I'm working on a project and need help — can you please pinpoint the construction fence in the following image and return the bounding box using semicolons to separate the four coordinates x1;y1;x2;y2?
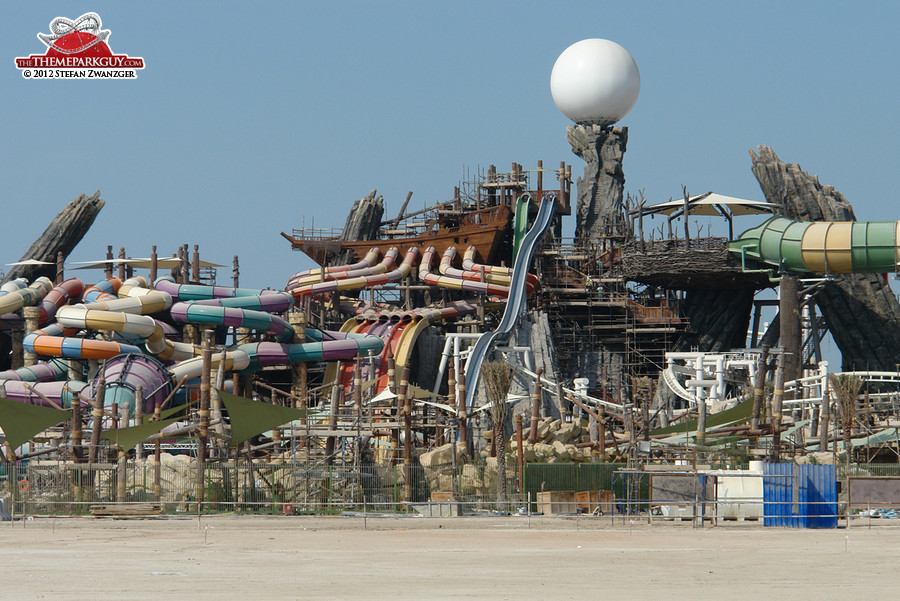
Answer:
1;460;899;527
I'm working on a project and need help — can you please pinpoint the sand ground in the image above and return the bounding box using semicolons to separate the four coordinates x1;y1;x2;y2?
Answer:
0;514;897;600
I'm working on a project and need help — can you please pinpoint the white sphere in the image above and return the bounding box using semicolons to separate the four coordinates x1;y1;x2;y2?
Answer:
550;39;641;125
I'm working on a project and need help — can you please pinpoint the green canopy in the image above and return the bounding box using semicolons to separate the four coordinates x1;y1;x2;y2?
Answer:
217;389;308;447
650;398;754;437
100;416;183;452
0;396;71;450
97;403;191;453
157;403;191;420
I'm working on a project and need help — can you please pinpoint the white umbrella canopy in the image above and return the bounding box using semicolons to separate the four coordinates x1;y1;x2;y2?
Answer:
4;259;53;266
643;192;778;218
69;257;226;270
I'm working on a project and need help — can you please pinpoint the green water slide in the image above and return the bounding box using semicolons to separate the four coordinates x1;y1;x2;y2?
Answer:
729;216;900;274
512;193;531;263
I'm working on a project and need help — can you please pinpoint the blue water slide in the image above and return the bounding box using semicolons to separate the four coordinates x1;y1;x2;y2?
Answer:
464;192;556;409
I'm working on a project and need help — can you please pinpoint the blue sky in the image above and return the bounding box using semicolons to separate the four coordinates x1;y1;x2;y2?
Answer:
2;1;897;296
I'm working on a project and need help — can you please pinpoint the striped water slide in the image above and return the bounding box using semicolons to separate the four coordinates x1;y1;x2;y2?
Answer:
292;247;419;297
287;248;396;292
286;247;381;288
0;277;52;315
157;275;294;343
169;329;386;382
462;245;540;290
418;247;510;296
729;216;900;274
0;357;70;382
438;246;536;293
37;278;85;325
24;276;178;361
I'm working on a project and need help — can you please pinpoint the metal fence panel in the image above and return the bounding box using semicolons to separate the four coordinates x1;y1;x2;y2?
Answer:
763;463;836;528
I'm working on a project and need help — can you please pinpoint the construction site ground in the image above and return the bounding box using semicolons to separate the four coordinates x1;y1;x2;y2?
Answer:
2;515;898;600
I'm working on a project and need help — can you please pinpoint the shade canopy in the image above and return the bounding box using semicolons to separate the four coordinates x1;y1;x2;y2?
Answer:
4;259;53;267
218;389;308;447
70;257;226;270
0;396;71;451
643;192;777;218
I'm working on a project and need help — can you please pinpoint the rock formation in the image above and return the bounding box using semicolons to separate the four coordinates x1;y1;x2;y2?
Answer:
330;190;384;267
567;125;628;245
2;191;104;284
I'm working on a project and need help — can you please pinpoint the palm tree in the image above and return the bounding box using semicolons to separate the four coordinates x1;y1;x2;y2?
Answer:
828;374;863;464
482;361;514;502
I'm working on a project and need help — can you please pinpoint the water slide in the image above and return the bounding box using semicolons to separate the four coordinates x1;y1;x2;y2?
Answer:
324;301;478;395
464;193;556;410
10;273;386;413
291;248;418;297
462;245;540;291
512;193;531;263
437;247;535;292
287;248;381;284
287;248;397;292
728;216;900;274
418;247;511;296
0;277;52;315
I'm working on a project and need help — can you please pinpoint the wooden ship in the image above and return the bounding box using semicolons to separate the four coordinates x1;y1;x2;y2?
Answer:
281;161;571;265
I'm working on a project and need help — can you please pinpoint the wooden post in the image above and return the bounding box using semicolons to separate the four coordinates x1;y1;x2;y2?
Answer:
211;351;228;460
751;346;770;434
118;246;126;280
400;365;412;501
528;368;543;444
105;245;113;279
150;245;158;283
196;329;212;507
192;245;200;283
515;414;524;494
770;355;785;462
153;399;162;501
401;365;412;464
71;396;83;463
89;374;105;463
181;244;189;285
696;395;707;447
598;405;607;462
22;306;41;367
289;312;308;450
780;275;802;390
10;321;23;370
134;387;144;461
324;385;340;465
387;350;398;458
232;255;239;288
56;251;64;285
116;402;129;503
457;364;469;455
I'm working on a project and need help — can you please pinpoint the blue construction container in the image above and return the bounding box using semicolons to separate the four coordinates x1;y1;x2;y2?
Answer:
763;463;837;528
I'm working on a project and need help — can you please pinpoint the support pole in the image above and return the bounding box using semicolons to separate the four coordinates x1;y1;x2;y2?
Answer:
457;364;469;455
196;329;212;506
89;374;105;463
528;368;543;444
515;414;524;494
770;355;785;462
22;307;41;367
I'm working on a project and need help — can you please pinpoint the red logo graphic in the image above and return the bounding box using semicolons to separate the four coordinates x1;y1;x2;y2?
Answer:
15;12;145;79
